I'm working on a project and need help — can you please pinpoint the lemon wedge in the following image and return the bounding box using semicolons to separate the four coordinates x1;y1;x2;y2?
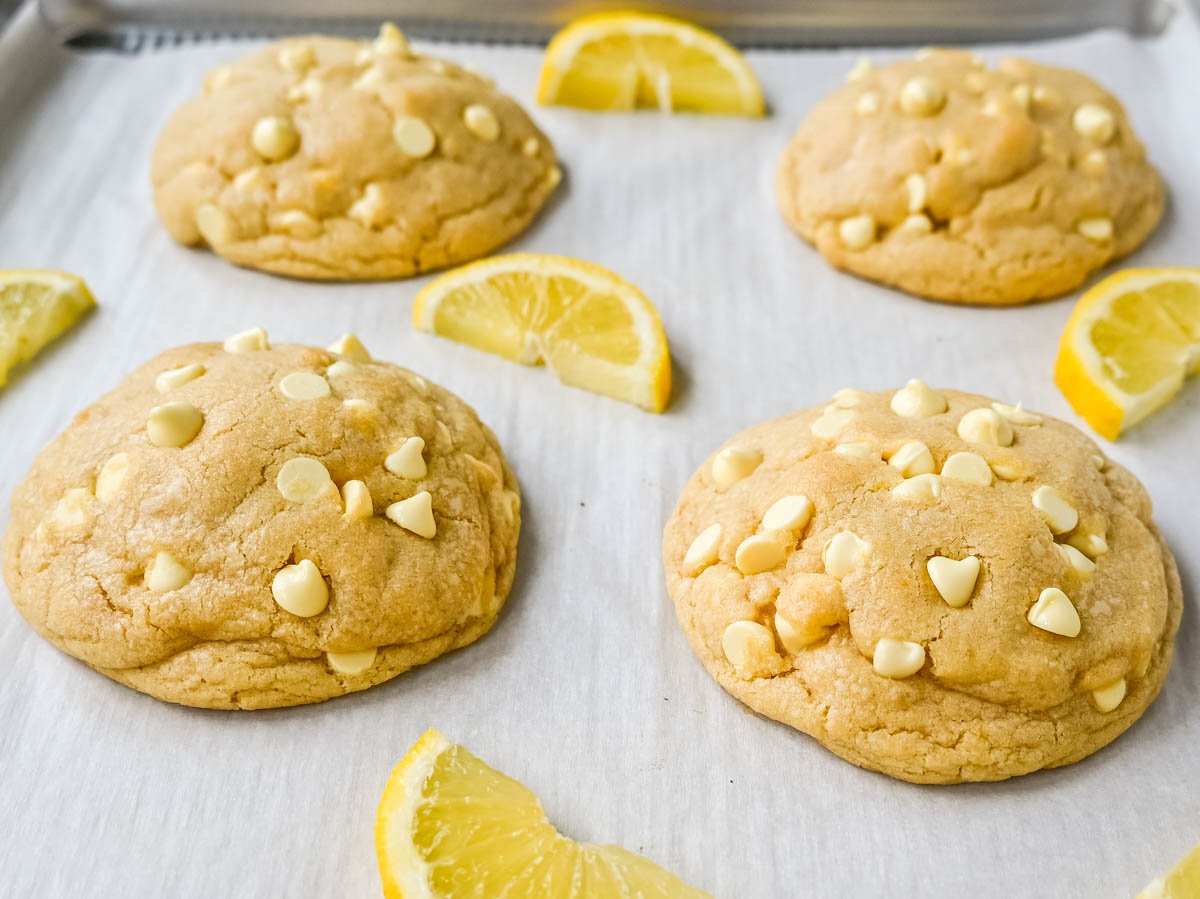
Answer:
376;729;709;898
1137;842;1200;898
1054;268;1200;439
0;269;95;388
536;12;764;116
413;253;671;412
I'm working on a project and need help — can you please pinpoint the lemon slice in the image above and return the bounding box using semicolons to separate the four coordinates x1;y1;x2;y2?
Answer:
0;269;95;388
1054;268;1200;439
1138;842;1200;899
413;253;671;412
376;729;709;898
536;12;764;116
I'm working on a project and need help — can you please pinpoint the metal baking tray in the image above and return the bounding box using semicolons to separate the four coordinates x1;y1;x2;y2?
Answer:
37;0;1176;48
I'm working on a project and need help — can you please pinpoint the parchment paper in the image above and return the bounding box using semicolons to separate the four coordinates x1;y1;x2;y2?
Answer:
0;4;1197;896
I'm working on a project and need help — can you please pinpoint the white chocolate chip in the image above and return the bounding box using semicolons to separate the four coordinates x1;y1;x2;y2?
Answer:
343;399;379;432
1091;454;1106;470
711;445;762;487
409;375;429;396
251;115;300;161
232;166;268;192
1092;678;1126;713
989;456;1026;481
327;333;371;362
341;480;373;520
435;421;453;446
898;213;933;234
683;523;722;575
811;408;854;439
279;371;330;401
1032;84;1062;109
888;440;935;478
195;204;235;246
828;388;865;409
939;451;992;485
873;638;926;679
287;75;324;103
1027;587;1081;637
855;91;881;116
223;327;269;353
1032;485;1078;534
276;457;333;503
352;66;384;91
1058;542;1096;576
272;559;329;617
927;555;980;608
144;551;192;593
373;22;411;57
833;441;878;460
205;65;233;92
385;436;427;479
95;453;130;502
155;363;205;394
463;104;500;141
1077;217;1114;243
838;214;876;250
823;530;871;578
891;473;942;502
957;407;1013;446
147;402;204;448
348;184;389;229
1010;83;1032;110
1066;529;1108;559
327;648;377;675
49;487;92;530
1080;149;1108;177
1072;103;1116;144
393;116;436;158
964;72;987;94
521;137;540;157
278;42;317;73
326;360;355;380
721;620;782;678
735;534;787;576
846;56;873;82
386;491;436;538
890;379;946;419
991;401;1042;425
761;495;814;534
274;209;323;238
904;173;927;213
774;611;827;654
899;76;946;117
544;165;563;190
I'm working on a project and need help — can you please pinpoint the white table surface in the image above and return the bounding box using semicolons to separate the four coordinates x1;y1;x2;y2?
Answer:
0;4;1197;897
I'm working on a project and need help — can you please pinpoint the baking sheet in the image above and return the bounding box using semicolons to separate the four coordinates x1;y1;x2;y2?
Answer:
1;3;1198;896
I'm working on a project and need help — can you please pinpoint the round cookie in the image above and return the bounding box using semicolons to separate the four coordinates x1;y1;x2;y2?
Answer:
152;24;560;280
776;50;1165;304
1;330;520;709
662;383;1181;782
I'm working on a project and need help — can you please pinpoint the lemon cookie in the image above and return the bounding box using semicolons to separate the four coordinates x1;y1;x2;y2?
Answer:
152;25;560;280
663;384;1181;782
776;51;1165;304
1;331;520;709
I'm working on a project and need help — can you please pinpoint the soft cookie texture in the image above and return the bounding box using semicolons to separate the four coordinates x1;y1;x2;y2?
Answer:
2;332;521;709
663;384;1181;783
776;50;1165;304
152;25;560;280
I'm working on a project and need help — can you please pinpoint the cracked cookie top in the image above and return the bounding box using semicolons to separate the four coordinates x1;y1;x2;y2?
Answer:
151;25;560;281
2;331;520;709
662;383;1181;782
776;50;1165;305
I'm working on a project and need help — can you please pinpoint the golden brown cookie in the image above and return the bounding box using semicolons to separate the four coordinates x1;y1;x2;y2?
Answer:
776;51;1165;304
2;330;520;709
152;25;560;280
662;383;1181;782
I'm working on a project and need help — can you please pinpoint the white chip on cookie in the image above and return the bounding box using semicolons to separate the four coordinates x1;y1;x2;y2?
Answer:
1058;542;1096;576
463;104;500;141
684;523;723;575
888;440;935;477
327;333;372;362
277;457;334;503
327;648;378;675
899;75;946;117
838;214;876;250
223;327;269;353
385;436;428;479
1092;678;1126;713
272;559;329;617
721;620;783;678
251;115;300;161
279;372;331;400
340;479;373;520
927;555;980;608
711;445;762;487
1027;587;1081;637
811;408;854;439
1072;103;1116;144
873;638;925;679
1032;485;1078;534
939;451;992;485
155;363;206;393
991;401;1042;425
735;534;787;576
957;408;1013;446
890;379;946;419
145;551;192;593
891;473;941;502
147;402;204;448
761;495;814;534
95;453;130;502
394;116;437;158
386;491;437;538
823;530;871;578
